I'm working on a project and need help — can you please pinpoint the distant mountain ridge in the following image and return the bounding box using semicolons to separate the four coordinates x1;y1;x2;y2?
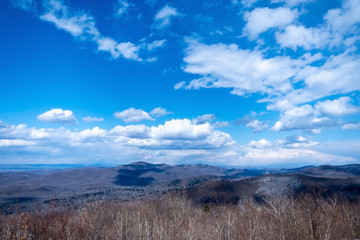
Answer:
1;162;359;212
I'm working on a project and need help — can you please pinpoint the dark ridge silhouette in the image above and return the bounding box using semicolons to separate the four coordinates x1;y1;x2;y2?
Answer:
113;162;167;186
186;173;360;206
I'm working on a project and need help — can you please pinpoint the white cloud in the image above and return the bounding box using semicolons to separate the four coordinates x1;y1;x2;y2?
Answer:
174;81;185;90
150;119;211;140
182;40;299;97
324;0;360;46
82;116;104;122
192;114;216;124
114;108;154;123
271;104;338;132
235;137;356;167
110;124;151;138
116;42;141;60
191;114;230;128
39;0;99;38
181;40;360;114
243;7;298;40
146;39;167;51
15;0;145;61
342;123;360;130
280;53;360;108
276;25;331;50
275;0;360;50
109;119;234;149
246;119;268;132
0;119;235;164
97;37;141;61
37;109;78;125
153;5;179;29
281;134;318;148
130;119;235;149
239;146;355;167
150;107;173;117
248;139;273;149
315;97;358;116
0;119;358;167
0;139;37;147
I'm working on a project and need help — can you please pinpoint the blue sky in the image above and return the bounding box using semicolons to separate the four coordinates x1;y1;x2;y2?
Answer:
0;0;360;167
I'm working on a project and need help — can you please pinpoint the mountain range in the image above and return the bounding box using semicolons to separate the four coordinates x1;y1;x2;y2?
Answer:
1;162;359;212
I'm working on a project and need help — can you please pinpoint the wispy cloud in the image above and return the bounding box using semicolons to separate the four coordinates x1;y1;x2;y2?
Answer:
150;107;173;117
246;120;268;133
13;0;152;61
146;39;167;51
153;5;179;29
82;116;104;122
192;114;216;125
113;0;132;18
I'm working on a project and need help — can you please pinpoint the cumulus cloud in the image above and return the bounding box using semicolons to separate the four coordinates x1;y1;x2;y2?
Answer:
82;116;104;122
69;127;107;143
236;137;356;167
0;119;235;164
97;37;141;61
150;107;173;117
276;25;331;50
0;119;358;167
181;39;360;115
275;0;360;50
243;7;298;40
271;104;339;132
37;109;78;125
113;119;234;149
114;108;155;123
280;134;318;148
181;40;299;97
315;97;358;116
324;0;360;46
277;53;360;108
110;124;151;139
153;5;179;29
246;120;268;132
